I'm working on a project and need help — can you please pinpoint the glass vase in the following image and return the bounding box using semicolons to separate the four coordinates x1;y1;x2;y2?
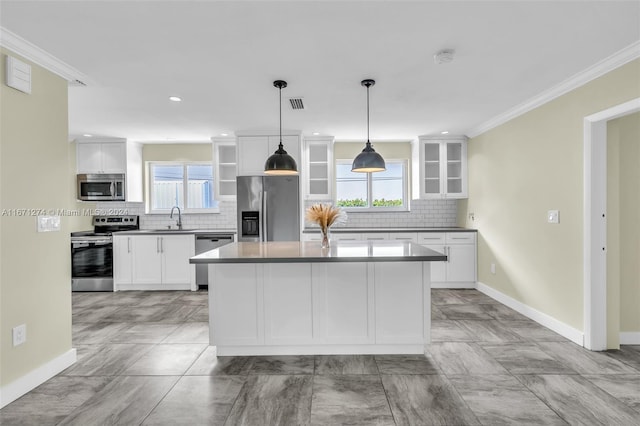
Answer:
321;227;330;248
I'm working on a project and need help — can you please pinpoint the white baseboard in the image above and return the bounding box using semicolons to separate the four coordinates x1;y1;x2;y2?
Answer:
620;332;640;345
0;348;77;409
476;282;584;346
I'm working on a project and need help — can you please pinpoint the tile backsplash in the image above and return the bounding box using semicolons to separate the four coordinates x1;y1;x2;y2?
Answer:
96;198;457;230
304;199;457;228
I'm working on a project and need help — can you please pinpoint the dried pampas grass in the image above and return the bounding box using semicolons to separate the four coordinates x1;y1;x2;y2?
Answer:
305;203;346;232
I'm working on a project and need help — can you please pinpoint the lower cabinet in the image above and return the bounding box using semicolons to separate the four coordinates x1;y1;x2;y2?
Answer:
302;230;477;288
113;234;195;291
419;232;476;288
208;261;430;355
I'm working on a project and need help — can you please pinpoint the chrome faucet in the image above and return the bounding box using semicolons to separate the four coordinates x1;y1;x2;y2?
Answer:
170;206;182;230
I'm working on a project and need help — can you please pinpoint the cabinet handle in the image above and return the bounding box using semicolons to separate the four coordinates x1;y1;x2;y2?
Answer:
161;237;164;253
127;237;131;253
157;237;160;253
446;246;450;262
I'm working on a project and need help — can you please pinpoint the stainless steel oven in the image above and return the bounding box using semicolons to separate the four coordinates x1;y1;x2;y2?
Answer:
71;215;138;291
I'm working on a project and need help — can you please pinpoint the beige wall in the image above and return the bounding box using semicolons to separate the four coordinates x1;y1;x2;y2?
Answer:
457;59;640;334
143;143;211;162
334;141;412;161
607;112;640;346
0;49;73;387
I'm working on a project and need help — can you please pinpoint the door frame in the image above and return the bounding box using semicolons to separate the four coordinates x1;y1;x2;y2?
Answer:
583;97;640;350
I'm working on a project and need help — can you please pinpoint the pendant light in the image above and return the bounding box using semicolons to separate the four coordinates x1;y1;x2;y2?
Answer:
265;80;298;175
352;79;385;173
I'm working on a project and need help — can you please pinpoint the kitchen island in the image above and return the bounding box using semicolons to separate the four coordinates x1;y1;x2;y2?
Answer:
190;241;446;355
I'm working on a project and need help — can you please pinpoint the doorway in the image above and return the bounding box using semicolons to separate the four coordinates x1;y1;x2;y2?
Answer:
583;97;640;350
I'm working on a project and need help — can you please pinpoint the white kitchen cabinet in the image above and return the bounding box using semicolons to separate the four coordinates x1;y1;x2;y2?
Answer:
418;232;476;288
113;235;134;285
264;263;314;345
75;138;143;202
303;136;333;200
207;260;429;355
331;233;362;242
361;232;389;241
389;232;418;243
113;234;195;291
77;141;126;174
413;135;468;199
212;137;237;198
132;236;163;284
236;132;301;176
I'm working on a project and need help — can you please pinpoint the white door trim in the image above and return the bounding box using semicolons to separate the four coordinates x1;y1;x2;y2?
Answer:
583;97;640;350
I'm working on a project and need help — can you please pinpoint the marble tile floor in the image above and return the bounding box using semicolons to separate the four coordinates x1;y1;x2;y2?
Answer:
1;289;639;425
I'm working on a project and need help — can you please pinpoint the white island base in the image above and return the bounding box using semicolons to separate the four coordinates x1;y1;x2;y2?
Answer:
207;261;431;356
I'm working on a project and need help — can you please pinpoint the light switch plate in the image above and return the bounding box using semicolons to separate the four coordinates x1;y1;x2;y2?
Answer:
37;215;61;232
13;324;26;346
547;210;560;224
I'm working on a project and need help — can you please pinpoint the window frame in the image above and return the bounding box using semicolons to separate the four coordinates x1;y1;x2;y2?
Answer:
147;161;219;214
334;158;409;212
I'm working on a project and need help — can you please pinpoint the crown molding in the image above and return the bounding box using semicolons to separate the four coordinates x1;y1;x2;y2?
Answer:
0;26;93;85
467;40;640;138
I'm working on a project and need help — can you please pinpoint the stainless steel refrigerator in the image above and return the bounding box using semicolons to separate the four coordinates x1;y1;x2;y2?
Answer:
236;175;300;242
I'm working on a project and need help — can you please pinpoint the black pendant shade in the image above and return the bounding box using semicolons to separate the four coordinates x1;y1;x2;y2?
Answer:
265;80;298;175
352;79;385;173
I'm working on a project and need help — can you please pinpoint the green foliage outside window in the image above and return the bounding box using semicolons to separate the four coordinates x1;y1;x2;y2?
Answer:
337;198;402;207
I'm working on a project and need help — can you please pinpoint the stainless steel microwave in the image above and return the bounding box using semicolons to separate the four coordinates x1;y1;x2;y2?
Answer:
77;174;125;201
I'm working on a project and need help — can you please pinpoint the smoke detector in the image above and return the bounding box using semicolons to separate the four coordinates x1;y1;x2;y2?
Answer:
434;49;455;64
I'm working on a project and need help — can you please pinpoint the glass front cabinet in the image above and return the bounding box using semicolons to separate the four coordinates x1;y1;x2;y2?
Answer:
414;135;468;199
303;136;334;200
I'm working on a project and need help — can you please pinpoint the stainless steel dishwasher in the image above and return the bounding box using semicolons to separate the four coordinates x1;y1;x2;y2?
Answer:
195;233;234;287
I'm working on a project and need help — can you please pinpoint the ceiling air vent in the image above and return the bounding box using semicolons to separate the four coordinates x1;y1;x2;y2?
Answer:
288;97;304;110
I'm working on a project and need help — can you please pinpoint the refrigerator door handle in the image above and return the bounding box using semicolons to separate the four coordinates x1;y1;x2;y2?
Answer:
258;190;264;242
262;190;268;242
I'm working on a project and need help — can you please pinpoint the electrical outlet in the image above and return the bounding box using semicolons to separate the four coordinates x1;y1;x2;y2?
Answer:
547;210;559;224
490;263;496;274
13;324;26;346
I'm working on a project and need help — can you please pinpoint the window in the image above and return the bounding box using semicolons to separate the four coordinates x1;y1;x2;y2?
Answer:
148;162;218;213
335;159;408;211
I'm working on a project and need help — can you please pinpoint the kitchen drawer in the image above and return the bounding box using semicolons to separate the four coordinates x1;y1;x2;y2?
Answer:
361;232;389;241
389;232;418;243
332;233;362;241
445;232;476;244
302;233;322;242
418;233;445;244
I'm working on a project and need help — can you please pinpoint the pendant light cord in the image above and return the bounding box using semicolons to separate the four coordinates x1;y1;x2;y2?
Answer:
279;85;283;148
366;84;370;143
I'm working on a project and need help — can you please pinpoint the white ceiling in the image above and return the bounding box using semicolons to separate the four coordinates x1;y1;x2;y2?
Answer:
1;1;639;143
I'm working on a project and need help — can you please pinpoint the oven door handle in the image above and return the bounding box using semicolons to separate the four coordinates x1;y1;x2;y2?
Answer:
72;239;112;247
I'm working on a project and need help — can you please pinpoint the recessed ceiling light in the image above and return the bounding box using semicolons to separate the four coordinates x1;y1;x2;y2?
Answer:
82;133;93;137
221;133;229;137
169;96;182;102
434;49;455;65
441;131;449;135
312;132;320;136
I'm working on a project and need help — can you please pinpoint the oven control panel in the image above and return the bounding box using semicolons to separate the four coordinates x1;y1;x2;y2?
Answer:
92;215;139;227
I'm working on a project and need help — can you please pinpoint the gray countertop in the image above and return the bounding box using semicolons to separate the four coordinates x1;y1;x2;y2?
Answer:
302;227;476;233
190;241;447;264
116;229;237;236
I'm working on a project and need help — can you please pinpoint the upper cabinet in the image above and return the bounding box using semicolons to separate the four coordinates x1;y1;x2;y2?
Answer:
303;135;334;200
77;141;126;174
235;131;301;176
212;137;237;199
413;135;468;199
76;138;143;202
